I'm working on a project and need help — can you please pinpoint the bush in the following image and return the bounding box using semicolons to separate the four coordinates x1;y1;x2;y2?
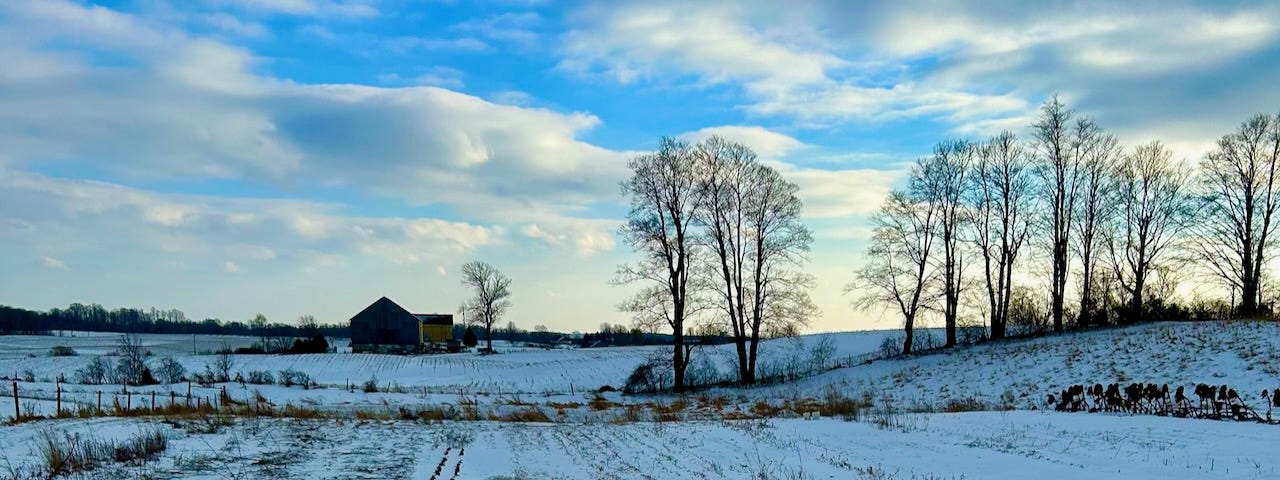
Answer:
75;356;111;385
155;356;186;384
20;369;35;382
277;368;311;388
624;351;673;394
462;326;478;348
288;335;330;354
362;376;379;393
48;346;78;357
246;370;275;385
879;335;901;358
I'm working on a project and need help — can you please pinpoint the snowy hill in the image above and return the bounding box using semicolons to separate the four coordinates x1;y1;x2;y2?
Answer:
734;321;1280;410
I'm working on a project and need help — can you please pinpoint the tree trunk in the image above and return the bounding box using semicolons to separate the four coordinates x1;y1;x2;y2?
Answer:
1052;245;1067;332
734;337;749;385
903;315;915;355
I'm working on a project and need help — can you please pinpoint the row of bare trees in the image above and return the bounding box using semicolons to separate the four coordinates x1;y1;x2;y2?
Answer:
617;136;816;391
856;97;1280;355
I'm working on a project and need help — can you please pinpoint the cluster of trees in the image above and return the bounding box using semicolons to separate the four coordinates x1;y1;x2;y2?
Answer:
73;335;187;386
856;97;1280;354
0;303;348;338
617;136;817;392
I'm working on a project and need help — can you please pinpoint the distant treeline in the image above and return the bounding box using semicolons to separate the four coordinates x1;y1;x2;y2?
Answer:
0;303;349;338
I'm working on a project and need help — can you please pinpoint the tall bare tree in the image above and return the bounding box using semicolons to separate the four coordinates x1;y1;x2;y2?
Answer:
1032;96;1081;332
742;159;815;382
1195;113;1280;316
853;188;939;355
968;131;1033;339
458;260;513;353
1072;119;1121;325
617;137;702;392
917;140;972;346
1105;142;1194;320
692;136;814;384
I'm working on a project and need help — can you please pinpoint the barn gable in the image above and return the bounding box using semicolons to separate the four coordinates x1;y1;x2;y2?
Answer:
349;296;421;351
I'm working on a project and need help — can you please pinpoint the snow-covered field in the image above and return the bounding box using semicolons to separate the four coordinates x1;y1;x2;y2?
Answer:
0;329;895;399
1;412;1277;479
1;321;1277;479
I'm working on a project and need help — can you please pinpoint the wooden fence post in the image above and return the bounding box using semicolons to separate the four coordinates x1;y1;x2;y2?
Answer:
126;388;131;411
56;381;61;416
151;391;156;411
97;390;102;412
11;381;17;420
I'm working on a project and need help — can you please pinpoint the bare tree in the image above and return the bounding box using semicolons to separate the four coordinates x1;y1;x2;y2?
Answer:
298;314;318;336
114;334;148;385
1195;113;1280;316
1032;96;1082;332
1072;119;1121;325
616;137;702;392
1104;141;1195;320
458;260;513;354
968;131;1033;339
852;189;939;355
742;156;815;381
693;137;815;384
250;313;268;350
917;140;972;346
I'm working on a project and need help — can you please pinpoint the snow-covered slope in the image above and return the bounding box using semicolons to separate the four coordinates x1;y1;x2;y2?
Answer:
735;321;1280;410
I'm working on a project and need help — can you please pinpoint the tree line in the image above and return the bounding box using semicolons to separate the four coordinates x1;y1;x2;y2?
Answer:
617;136;817;392
0;303;348;339
854;97;1280;355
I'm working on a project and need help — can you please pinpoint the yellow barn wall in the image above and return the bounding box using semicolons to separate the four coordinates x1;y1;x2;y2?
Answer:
422;325;452;344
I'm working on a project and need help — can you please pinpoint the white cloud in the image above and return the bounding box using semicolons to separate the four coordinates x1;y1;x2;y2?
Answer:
41;256;68;270
207;0;378;18
0;171;503;268
0;0;627;246
561;5;841;87
561;1;1280;137
679;126;806;159
774;164;907;219
197;13;270;38
224;261;242;273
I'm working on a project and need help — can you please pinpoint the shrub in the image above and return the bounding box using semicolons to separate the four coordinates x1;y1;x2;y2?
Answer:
75;356;111;385
20;369;35;382
624;353;673;394
362;376;379;393
288;335;330;354
246;370;275;385
277;369;311;388
48;346;78;357
879;335;901;358
155;356;186;384
211;349;234;382
462;326;478;348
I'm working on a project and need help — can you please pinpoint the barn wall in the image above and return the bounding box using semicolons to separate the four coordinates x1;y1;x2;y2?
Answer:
350;298;419;347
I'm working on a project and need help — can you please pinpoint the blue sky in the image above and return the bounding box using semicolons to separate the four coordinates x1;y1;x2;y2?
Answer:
1;0;1278;332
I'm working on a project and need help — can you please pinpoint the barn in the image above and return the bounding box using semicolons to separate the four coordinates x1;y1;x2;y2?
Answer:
349;296;454;353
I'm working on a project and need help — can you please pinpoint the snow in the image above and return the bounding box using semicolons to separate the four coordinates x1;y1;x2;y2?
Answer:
1;321;1277;478
0;413;1277;479
722;321;1280;410
0;330;896;400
